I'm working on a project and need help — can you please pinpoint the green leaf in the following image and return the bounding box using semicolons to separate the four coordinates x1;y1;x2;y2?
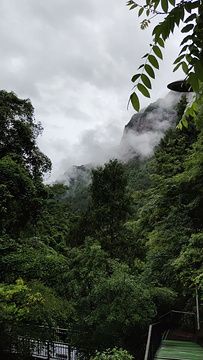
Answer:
145;64;155;78
129;3;138;10
173;8;182;26
180;35;192;46
185;106;196;118
184;13;197;23
189;45;199;58
137;83;150;97
181;24;194;33
142;53;149;58
161;0;168;13
130;92;140;111
182;61;188;74
169;0;175;5
179;45;188;54
157;37;165;48
173;62;183;72
157;14;175;39
190;1;200;9
152;24;162;38
153;45;163;59
192;101;199;112
131;73;141;83
141;74;152;89
126;0;135;6
148;55;159;69
186;53;192;63
188;72;200;93
138;7;144;17
173;54;185;65
154;0;161;10
137;64;144;70
194;62;203;82
178;121;183;130
178;5;185;21
185;2;192;13
168;15;176;33
182;118;188;128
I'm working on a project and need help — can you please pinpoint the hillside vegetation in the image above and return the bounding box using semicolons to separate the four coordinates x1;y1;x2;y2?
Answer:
0;90;202;359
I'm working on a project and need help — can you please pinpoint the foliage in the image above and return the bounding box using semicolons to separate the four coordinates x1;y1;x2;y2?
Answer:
173;232;203;291
1;90;203;357
28;280;75;328
0;155;48;237
0;236;71;297
66;165;91;211
0;278;45;324
90;159;132;257
127;0;203;125
66;238;157;354
136;100;203;305
154;95;199;177
0;90;51;179
0;91;51;238
125;156;154;193
35;183;71;250
92;347;133;360
0;278;75;359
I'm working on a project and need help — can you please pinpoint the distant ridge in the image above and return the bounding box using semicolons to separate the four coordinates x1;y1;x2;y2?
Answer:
58;91;190;184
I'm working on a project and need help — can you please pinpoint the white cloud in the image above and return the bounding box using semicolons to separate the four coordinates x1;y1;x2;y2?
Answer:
0;0;184;181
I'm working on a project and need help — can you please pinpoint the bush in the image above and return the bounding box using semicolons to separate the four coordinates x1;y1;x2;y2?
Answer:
92;347;134;360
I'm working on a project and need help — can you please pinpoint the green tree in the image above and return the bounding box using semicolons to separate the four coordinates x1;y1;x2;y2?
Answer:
173;232;203;292
66;238;158;356
0;91;51;237
90;159;132;257
137;100;203;308
0;278;75;358
0;235;71;298
127;0;203;123
0;90;51;179
154;95;199;177
35;183;71;251
0;278;45;324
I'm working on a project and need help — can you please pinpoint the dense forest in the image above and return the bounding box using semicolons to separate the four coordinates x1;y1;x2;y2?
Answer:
0;90;202;359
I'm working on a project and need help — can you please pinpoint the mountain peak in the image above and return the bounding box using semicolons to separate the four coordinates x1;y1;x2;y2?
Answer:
120;92;189;160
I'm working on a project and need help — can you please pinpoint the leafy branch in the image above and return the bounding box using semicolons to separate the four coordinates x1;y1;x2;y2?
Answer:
128;36;164;111
127;0;203;127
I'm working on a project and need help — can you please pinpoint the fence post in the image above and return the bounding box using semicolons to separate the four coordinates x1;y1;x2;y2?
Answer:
68;345;71;360
47;340;50;360
144;324;152;360
196;285;200;331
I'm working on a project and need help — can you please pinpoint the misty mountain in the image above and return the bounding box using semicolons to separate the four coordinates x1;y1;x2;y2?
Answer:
58;91;188;186
120;91;184;160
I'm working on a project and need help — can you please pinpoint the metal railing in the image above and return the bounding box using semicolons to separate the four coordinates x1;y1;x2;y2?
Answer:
144;310;196;360
10;337;78;360
1;325;81;360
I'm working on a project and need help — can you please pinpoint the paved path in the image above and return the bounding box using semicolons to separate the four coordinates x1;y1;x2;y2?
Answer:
154;340;203;360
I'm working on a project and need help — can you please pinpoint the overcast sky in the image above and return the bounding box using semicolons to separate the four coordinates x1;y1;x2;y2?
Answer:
0;0;184;181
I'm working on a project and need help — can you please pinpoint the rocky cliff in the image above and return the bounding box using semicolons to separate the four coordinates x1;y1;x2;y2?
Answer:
120;91;185;160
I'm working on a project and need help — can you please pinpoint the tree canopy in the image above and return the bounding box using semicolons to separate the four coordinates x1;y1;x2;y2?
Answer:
0;90;202;358
0;91;51;237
